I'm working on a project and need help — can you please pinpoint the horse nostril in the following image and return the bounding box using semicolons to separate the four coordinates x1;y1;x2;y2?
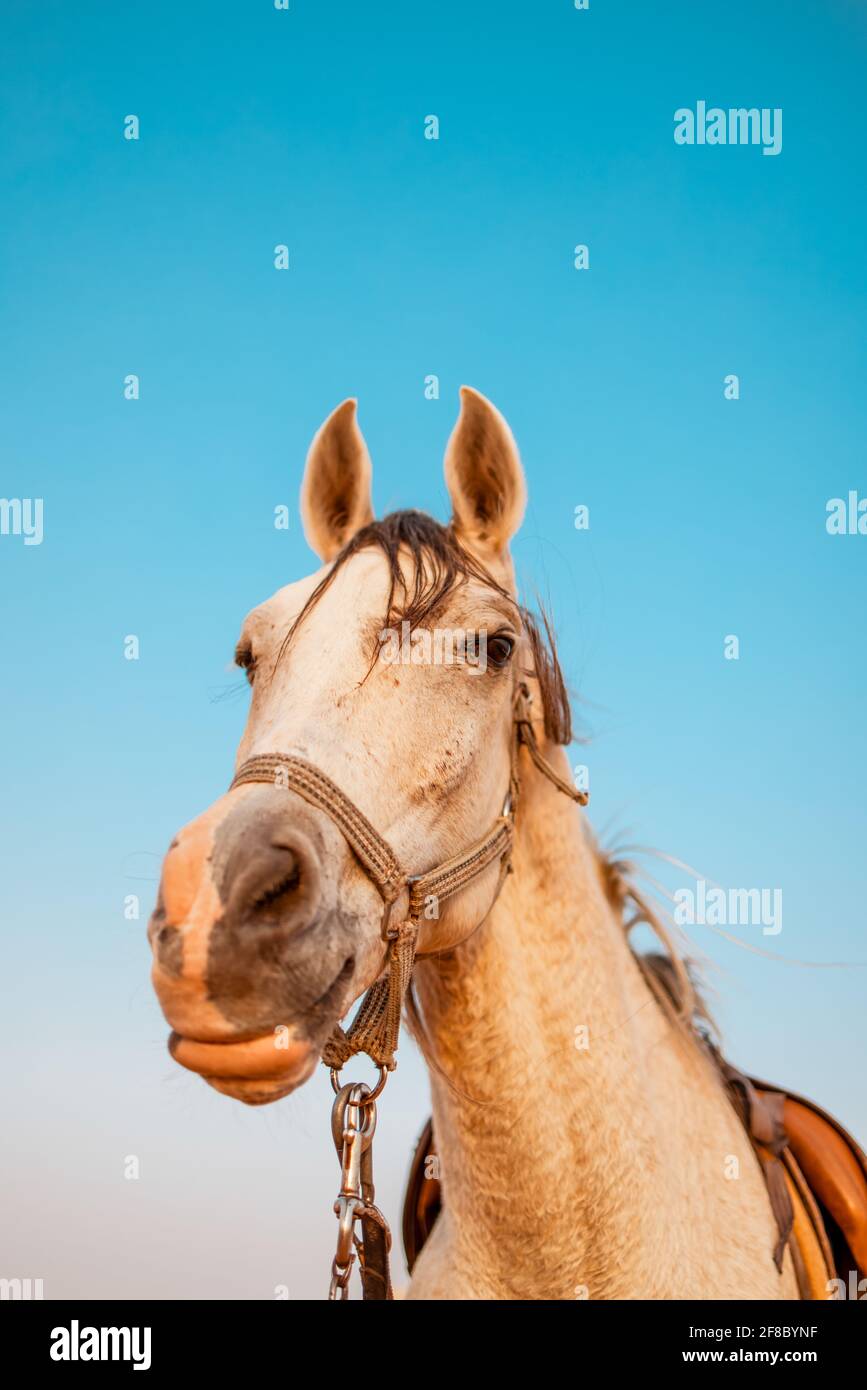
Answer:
229;828;322;936
214;798;324;944
249;854;302;922
153;921;183;975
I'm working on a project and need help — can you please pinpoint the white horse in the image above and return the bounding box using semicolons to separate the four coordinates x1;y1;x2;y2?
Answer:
148;388;799;1299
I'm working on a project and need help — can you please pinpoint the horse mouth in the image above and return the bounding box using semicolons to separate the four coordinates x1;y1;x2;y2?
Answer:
168;1028;317;1105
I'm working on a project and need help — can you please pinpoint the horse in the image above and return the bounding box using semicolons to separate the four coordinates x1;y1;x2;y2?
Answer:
147;388;861;1300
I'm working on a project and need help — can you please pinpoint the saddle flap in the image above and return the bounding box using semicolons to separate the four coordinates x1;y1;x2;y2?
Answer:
402;1119;441;1274
775;1088;867;1277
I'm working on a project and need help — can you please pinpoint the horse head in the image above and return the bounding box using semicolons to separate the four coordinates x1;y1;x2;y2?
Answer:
147;388;569;1104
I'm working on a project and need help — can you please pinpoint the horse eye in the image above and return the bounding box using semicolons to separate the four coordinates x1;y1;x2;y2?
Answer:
235;648;257;684
486;634;515;668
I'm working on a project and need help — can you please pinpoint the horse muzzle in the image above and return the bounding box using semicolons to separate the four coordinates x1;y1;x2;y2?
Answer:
148;784;360;1104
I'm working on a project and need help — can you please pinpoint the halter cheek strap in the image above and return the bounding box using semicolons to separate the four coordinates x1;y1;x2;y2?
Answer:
228;682;587;1072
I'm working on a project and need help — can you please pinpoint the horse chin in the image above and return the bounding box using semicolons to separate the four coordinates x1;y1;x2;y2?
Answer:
167;1028;318;1105
203;1073;314;1106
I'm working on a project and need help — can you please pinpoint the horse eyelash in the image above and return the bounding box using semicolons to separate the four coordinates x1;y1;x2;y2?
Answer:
486;631;516;668
234;647;256;683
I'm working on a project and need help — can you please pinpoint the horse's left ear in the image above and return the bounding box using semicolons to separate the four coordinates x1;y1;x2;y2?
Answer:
444;386;527;557
300;399;374;562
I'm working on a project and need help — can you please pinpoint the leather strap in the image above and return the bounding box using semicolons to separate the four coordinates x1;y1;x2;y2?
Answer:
358;1139;393;1301
720;1061;794;1272
410;817;513;917
514;683;589;807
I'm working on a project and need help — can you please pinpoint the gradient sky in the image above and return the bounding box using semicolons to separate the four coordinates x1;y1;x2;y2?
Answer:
1;0;865;1299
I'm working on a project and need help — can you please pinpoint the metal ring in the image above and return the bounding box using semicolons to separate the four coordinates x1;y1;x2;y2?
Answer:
330;1063;388;1102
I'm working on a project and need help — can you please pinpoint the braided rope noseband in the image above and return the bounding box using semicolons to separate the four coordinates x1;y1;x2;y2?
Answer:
229;682;588;1072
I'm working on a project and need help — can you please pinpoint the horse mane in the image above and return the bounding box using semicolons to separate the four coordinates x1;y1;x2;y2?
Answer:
593;835;719;1053
289;509;715;1062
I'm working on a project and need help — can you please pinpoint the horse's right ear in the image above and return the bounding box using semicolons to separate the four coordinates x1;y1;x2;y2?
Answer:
300;399;374;562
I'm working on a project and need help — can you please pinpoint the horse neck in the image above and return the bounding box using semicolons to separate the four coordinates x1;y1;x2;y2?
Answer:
412;746;720;1298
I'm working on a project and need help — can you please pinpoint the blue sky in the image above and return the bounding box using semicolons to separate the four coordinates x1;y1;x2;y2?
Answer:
1;0;865;1297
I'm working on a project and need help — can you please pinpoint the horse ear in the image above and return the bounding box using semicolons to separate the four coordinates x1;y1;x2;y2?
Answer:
300;399;374;562
444;386;527;556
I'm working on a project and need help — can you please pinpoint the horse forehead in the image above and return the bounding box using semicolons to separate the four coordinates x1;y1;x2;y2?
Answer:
250;546;507;650
246;570;324;632
255;549;391;632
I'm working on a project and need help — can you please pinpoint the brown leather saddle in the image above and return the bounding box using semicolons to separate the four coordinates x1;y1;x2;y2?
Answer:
403;1072;867;1300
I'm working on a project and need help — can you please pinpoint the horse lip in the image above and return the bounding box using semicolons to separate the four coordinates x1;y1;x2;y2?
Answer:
169;1026;275;1047
168;1028;315;1083
206;1077;303;1106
